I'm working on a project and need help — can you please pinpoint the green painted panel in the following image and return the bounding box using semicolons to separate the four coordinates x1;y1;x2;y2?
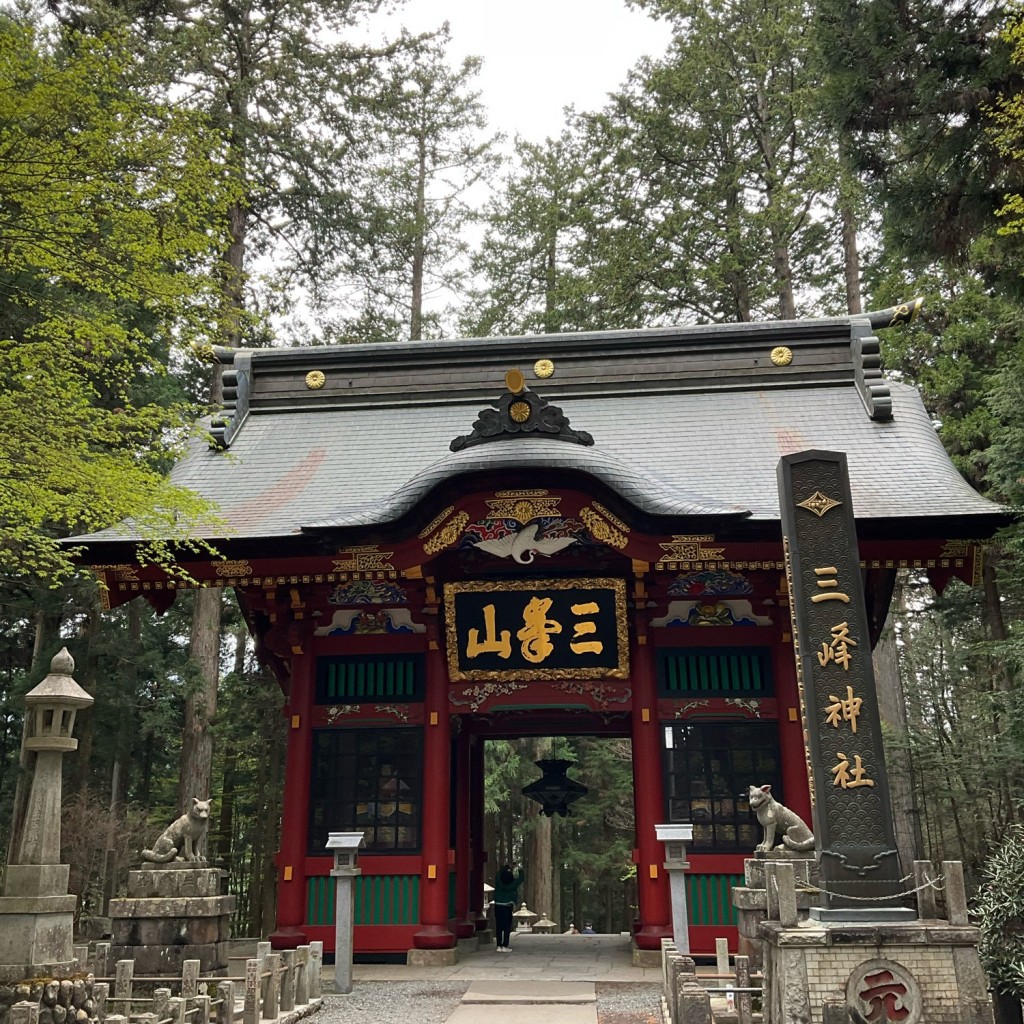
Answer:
686;874;742;926
306;874;421;926
658;649;771;696
316;656;424;703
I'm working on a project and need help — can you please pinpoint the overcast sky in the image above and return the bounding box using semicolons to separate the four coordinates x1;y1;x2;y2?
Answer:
370;0;673;143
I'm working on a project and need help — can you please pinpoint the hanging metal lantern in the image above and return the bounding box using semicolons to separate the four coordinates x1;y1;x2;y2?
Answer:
521;758;588;818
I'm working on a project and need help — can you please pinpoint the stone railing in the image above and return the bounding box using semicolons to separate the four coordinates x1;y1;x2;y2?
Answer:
659;938;761;1024
2;944;323;1024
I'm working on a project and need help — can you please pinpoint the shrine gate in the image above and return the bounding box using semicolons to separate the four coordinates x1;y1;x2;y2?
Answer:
73;308;1004;958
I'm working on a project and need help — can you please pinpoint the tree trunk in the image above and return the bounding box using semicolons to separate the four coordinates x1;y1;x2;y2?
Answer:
73;597;103;795
410;136;427;341
178;588;223;823
872;606;921;873
526;738;554;917
258;699;284;934
841;199;862;315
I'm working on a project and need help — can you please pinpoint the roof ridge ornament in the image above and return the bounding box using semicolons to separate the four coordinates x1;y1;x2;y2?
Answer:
449;369;595;452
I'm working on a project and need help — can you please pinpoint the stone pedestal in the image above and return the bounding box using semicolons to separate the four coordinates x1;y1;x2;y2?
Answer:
0;865;78;981
108;866;234;974
759;859;994;1024
761;918;994;1024
731;852;818;970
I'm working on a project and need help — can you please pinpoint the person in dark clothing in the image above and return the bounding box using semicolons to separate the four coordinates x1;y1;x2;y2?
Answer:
491;863;524;951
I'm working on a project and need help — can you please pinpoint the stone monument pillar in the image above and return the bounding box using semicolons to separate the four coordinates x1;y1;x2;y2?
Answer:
655;824;693;954
0;648;93;982
760;451;994;1022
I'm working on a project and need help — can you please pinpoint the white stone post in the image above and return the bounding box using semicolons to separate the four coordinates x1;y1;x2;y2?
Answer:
655;823;693;954
327;832;364;995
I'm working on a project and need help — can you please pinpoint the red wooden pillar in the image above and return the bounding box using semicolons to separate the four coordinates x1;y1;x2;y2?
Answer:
631;615;672;950
469;734;488;932
453;724;475;938
413;628;455;949
269;644;314;949
772;616;813;824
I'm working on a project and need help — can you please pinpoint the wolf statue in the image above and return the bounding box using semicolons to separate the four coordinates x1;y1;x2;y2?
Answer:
142;797;211;863
748;784;815;853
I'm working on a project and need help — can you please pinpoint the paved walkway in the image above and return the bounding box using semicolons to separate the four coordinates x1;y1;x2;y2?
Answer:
321;935;663;1023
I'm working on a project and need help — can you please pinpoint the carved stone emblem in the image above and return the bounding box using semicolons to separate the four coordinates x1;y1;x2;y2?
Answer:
846;959;921;1024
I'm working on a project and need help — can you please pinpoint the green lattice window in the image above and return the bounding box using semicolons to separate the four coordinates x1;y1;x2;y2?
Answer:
316;655;424;703
657;648;772;697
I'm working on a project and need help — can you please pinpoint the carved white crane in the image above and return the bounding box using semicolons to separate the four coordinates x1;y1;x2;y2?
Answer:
472;523;577;564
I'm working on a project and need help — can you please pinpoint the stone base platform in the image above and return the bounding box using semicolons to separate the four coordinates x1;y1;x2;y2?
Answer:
406;947;459;966
0;870;78;982
631;946;661;968
109;866;235;975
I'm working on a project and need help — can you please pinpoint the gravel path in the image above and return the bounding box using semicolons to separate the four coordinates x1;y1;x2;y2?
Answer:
322;983;469;1024
320;981;662;1024
595;983;662;1024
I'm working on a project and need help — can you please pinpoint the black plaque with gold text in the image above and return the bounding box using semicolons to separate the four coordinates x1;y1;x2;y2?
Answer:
778;450;902;907
444;578;629;682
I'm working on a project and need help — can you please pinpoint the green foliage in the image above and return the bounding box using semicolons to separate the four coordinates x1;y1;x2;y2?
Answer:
323;31;503;341
975;823;1024;997
815;0;1018;264
0;17;231;579
463;133;601;336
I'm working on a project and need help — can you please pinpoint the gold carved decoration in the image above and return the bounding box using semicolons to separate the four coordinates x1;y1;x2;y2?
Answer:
419;506;455;539
505;368;526;393
580;507;628;550
113;567;140;581
550;681;632;712
940;539;973;558
770;346;793;366
510;401;531;423
534;359;555;379
305;370;326;389
423;511;469;555
592;502;629;533
797;491;842;518
215;560;252;577
333;546;395;572
486;491;560;523
450;682;528;713
659;535;725;561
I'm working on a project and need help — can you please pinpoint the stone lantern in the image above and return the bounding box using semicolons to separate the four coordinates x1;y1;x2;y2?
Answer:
327;832;364;994
0;648;93;981
655;823;693;953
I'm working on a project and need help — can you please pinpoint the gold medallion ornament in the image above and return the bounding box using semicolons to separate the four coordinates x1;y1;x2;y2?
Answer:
770;346;793;366
509;401;531;423
505;368;526;393
534;359;555;379
305;370;326;389
797;491;842;518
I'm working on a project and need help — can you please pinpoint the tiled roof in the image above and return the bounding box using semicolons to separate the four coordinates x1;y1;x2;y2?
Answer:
70;316;1004;545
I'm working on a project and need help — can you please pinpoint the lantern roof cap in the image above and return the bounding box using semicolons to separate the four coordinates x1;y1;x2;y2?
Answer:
24;648;94;710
